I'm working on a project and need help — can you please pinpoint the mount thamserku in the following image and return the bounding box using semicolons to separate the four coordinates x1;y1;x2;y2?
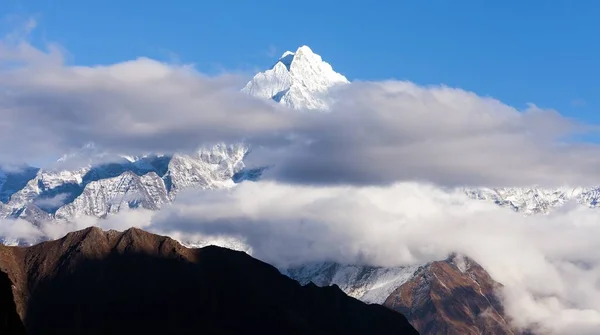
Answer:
0;45;598;229
242;45;349;110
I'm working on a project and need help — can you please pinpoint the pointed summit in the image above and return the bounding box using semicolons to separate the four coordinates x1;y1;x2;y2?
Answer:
242;45;349;111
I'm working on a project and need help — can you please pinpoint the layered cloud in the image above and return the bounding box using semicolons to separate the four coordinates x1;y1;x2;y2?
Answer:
252;82;600;187
0;54;292;164
88;182;600;335
4;181;600;334
2;27;600;186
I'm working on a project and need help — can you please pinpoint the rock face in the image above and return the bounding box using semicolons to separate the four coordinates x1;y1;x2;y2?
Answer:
0;227;418;335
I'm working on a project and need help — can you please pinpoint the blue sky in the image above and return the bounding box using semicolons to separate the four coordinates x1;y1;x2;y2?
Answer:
1;0;598;124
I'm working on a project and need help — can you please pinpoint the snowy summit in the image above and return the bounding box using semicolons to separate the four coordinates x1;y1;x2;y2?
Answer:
242;45;349;110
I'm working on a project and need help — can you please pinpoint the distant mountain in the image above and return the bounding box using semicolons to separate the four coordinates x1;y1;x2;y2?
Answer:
0;143;250;228
0;227;419;335
242;45;349;110
464;187;600;214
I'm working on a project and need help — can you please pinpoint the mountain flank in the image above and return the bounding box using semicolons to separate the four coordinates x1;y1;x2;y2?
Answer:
384;254;520;335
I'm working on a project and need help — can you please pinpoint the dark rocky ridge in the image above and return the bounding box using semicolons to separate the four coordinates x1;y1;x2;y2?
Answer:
0;270;25;334
0;227;418;335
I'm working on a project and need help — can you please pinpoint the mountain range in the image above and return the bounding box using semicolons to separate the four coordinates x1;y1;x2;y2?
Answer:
1;45;598;228
0;45;584;334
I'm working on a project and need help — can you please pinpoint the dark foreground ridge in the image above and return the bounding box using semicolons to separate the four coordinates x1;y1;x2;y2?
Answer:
0;227;418;335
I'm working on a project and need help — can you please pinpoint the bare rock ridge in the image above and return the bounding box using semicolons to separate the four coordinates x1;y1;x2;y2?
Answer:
0;227;418;335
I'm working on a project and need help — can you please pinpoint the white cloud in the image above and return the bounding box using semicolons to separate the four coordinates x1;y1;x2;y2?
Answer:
3;181;600;334
248;81;600;187
0;55;293;165
33;193;69;209
2;26;600;186
147;182;600;335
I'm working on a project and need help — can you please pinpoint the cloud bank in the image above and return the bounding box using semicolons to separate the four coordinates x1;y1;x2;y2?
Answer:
251;82;600;187
3;181;600;334
1;21;600;187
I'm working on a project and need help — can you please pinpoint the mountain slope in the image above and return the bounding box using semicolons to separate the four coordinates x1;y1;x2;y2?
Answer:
0;227;418;335
383;255;519;335
54;171;169;219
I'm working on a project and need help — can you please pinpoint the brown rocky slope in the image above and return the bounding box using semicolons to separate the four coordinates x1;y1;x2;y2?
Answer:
0;226;418;335
384;254;526;335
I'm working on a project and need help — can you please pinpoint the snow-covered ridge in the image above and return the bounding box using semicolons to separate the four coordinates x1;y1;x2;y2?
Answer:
464;186;600;214
284;262;420;304
0;143;250;224
242;45;349;110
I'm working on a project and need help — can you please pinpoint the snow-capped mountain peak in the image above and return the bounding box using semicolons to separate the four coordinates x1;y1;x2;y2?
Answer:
242;45;349;110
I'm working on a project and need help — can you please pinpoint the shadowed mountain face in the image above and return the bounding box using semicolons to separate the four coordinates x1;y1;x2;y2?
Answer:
0;227;418;335
0;270;25;335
